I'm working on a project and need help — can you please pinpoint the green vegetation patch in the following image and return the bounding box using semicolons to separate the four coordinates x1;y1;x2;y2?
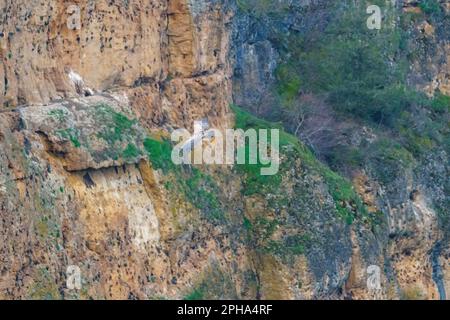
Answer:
144;137;225;223
273;1;416;127
48;103;146;162
56;128;81;148
239;0;448;188
430;92;450;114
91;103;145;161
233;105;371;225
122;143;141;160
95;103;137;146
143;138;174;173
48;109;68;122
419;0;442;15
232;105;291;196
368;138;416;185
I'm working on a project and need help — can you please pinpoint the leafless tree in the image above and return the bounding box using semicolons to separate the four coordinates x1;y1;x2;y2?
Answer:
281;93;346;159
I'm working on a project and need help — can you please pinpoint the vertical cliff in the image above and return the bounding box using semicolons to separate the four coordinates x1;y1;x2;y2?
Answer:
0;0;238;299
231;0;449;300
0;0;448;300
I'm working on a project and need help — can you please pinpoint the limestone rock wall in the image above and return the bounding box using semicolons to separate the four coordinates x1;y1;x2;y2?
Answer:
0;0;233;130
0;0;448;300
0;0;239;300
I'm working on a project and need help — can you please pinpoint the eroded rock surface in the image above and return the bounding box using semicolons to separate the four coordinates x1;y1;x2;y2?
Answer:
0;0;448;300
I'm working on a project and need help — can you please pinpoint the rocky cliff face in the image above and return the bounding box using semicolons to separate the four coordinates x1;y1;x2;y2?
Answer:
232;0;449;300
0;0;448;300
0;0;236;299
